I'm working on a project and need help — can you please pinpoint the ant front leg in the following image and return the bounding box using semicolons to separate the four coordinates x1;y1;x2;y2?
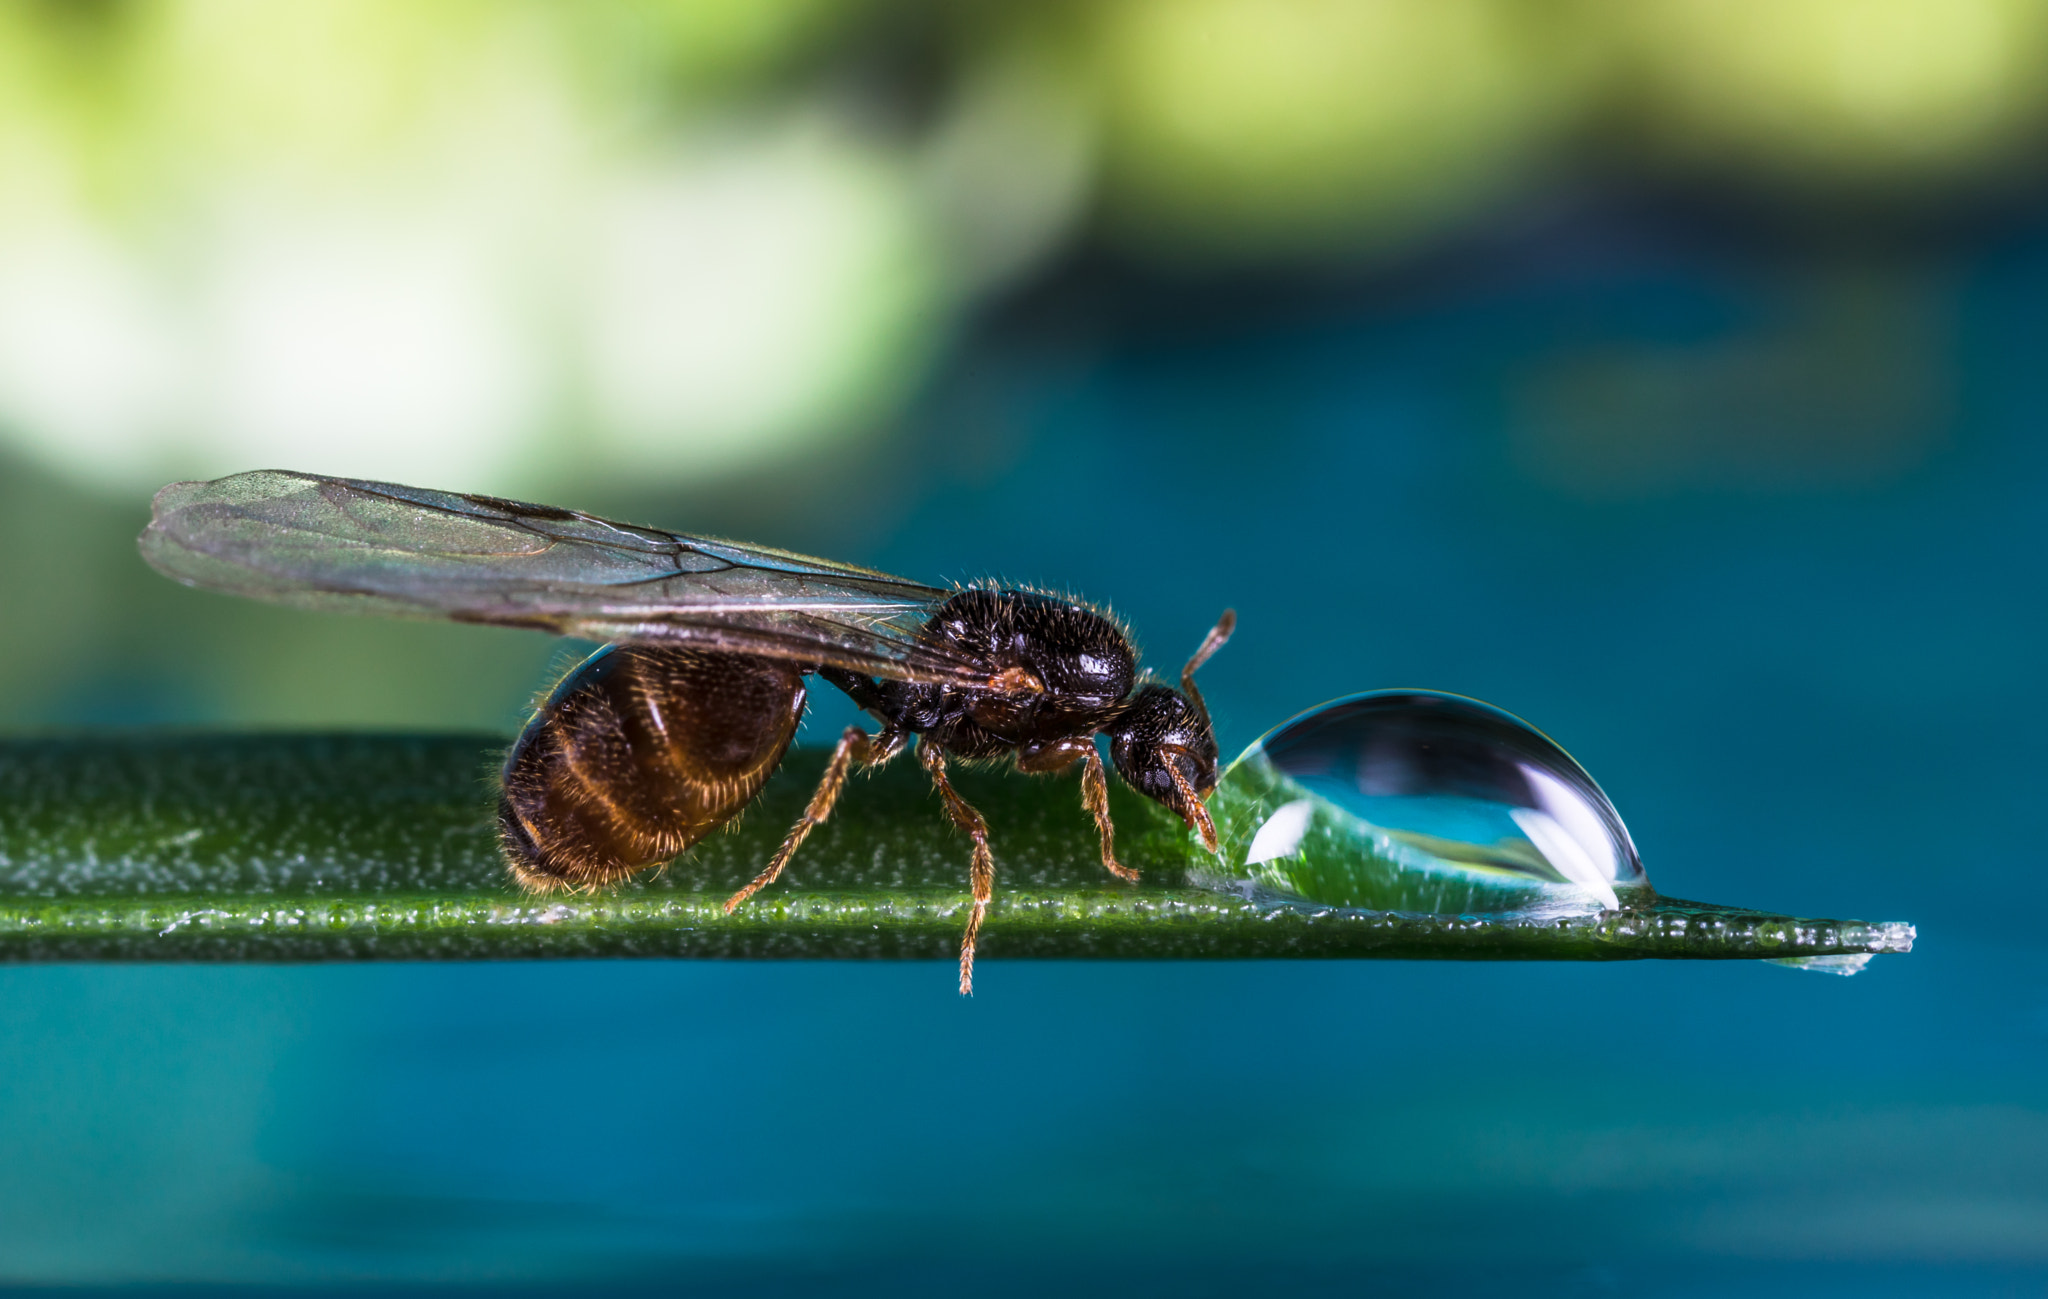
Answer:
1078;746;1138;883
920;744;995;996
1015;738;1136;884
724;725;903;913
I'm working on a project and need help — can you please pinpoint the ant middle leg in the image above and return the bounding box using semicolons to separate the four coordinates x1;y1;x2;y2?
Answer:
724;725;903;913
919;744;995;996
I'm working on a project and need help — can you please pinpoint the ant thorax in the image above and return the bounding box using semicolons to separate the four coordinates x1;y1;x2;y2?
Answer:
855;589;1139;757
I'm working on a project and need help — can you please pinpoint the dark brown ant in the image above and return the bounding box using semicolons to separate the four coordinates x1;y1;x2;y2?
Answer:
140;471;1235;993
500;592;1234;993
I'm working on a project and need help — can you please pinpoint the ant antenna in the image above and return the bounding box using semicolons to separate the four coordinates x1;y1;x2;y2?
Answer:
1179;608;1236;740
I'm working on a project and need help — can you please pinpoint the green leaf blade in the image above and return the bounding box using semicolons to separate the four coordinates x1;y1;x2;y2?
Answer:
0;735;1915;965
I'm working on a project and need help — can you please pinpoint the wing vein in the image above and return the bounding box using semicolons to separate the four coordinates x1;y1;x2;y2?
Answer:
140;470;990;687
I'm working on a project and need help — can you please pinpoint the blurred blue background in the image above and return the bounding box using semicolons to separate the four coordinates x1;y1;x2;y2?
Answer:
2;2;2046;1293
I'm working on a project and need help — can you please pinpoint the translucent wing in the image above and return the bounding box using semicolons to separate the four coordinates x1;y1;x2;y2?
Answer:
139;470;993;685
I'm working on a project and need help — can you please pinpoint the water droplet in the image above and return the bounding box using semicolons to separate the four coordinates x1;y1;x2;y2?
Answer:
1204;691;1649;914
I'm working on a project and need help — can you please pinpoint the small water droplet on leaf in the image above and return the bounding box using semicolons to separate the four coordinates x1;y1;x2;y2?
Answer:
1204;691;1649;915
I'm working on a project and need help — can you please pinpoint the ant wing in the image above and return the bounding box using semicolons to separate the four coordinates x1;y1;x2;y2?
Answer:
140;470;993;687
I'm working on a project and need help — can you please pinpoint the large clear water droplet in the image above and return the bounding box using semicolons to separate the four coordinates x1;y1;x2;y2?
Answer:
1204;691;1649;914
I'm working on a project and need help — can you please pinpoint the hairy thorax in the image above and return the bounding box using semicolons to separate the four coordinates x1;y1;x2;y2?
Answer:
870;589;1138;759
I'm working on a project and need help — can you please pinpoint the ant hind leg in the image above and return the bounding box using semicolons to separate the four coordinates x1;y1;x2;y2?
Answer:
724;725;902;913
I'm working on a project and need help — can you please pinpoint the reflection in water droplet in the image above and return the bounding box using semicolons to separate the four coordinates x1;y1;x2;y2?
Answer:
1204;691;1649;915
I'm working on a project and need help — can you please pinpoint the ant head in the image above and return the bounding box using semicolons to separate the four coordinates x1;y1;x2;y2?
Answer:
1108;685;1221;849
1105;609;1235;853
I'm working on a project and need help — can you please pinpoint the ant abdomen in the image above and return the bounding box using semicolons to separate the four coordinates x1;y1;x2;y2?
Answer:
498;645;808;892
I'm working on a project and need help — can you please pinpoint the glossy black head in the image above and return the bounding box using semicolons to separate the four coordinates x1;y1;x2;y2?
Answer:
1106;608;1235;850
1107;683;1220;842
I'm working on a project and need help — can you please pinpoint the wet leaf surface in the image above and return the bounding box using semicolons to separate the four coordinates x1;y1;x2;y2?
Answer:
0;735;1914;964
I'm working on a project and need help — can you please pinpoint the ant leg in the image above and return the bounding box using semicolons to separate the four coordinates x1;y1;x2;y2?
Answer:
1011;738;1136;883
1165;754;1220;855
920;744;994;996
724;726;903;913
1080;746;1138;883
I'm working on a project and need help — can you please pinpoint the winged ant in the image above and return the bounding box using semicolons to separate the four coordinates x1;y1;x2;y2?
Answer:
142;471;1234;993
